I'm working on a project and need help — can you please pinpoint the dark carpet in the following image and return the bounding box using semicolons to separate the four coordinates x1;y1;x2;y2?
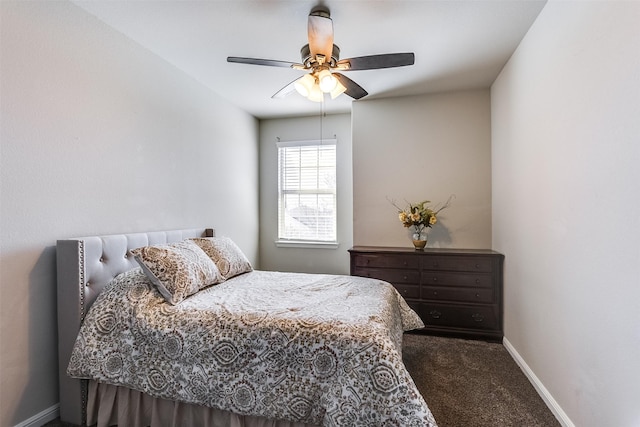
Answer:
44;334;559;427
402;334;559;427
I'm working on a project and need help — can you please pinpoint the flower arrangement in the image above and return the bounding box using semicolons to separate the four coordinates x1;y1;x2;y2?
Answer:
390;196;453;239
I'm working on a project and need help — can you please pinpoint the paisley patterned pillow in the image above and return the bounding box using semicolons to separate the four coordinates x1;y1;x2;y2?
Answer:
131;240;222;305
190;237;253;280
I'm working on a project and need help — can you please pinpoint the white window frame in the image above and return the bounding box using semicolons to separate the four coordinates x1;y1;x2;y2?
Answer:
276;139;338;249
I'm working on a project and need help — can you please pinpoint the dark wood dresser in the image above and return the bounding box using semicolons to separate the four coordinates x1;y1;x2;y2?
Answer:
349;246;504;342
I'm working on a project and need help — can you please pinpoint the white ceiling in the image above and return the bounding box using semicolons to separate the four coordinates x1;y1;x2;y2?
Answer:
73;0;547;119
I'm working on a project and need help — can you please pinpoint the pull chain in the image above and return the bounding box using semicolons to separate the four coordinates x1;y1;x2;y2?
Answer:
320;96;324;144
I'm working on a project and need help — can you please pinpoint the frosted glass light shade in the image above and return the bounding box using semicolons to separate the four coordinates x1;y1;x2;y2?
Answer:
294;74;316;97
318;69;337;93
307;83;324;102
330;80;347;99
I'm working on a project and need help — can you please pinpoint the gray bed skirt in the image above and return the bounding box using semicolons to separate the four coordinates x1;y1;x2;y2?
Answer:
88;381;319;427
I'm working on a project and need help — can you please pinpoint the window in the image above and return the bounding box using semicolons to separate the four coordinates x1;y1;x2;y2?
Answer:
277;139;337;245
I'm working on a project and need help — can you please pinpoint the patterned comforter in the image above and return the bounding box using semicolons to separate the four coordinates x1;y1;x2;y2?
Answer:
68;269;437;426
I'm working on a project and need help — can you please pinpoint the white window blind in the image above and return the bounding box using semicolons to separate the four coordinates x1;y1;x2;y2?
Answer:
277;139;337;243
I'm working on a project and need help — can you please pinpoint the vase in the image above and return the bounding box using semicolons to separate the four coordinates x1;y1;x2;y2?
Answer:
412;230;428;250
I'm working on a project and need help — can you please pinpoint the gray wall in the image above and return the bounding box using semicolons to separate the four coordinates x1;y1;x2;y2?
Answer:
258;91;492;278
352;90;492;249
6;1;640;426
492;2;640;426
0;2;258;425
259;114;353;275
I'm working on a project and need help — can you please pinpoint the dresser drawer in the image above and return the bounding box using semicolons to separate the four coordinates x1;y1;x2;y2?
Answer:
422;286;494;303
419;303;499;330
421;271;493;288
422;256;493;273
353;267;419;285
353;254;419;269
394;284;420;300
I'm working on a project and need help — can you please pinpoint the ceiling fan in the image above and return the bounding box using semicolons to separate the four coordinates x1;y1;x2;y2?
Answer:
227;6;415;102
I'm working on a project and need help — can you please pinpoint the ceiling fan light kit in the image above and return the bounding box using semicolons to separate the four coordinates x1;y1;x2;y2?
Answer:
293;68;347;102
227;6;415;102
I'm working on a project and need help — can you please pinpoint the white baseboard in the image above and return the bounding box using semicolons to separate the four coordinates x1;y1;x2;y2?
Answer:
14;403;59;427
502;337;575;427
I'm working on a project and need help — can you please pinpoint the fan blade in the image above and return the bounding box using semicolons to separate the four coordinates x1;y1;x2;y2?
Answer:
333;73;368;100
272;79;298;99
308;9;334;61
337;53;415;71
227;57;299;68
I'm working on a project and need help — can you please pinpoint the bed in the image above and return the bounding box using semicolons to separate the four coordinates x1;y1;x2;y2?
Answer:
57;227;437;427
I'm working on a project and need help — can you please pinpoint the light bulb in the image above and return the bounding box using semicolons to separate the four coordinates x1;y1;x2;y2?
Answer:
318;69;337;93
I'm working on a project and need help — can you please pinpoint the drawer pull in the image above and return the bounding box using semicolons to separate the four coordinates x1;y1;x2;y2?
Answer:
475;279;480;284
403;276;408;281
433;291;438;296
429;310;442;319
475;293;480;298
471;313;484;322
475;264;480;269
432;277;437;282
403;261;408;266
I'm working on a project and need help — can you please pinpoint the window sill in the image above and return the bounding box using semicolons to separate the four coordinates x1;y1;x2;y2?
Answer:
275;240;340;249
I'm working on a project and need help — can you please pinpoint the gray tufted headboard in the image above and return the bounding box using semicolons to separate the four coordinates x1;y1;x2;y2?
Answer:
56;227;214;425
